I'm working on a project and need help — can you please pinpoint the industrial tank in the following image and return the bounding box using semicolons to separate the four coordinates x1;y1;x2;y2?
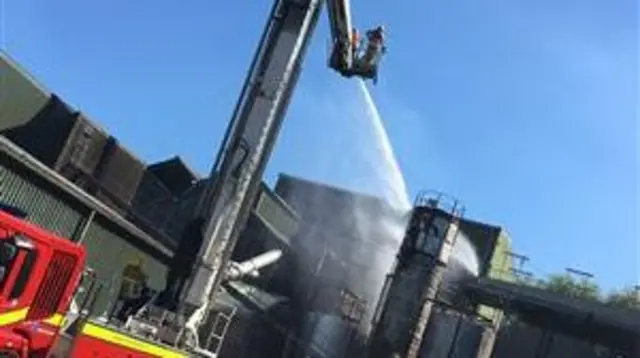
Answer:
369;194;464;358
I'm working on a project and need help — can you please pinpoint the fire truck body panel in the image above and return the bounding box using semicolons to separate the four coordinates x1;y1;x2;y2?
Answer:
65;321;189;358
0;209;86;356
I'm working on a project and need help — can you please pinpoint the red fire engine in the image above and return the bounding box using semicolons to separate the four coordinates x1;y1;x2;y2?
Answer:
0;207;86;357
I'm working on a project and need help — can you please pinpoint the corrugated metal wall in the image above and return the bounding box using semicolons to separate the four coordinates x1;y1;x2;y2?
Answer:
0;155;85;238
1;51;171;319
0;149;169;317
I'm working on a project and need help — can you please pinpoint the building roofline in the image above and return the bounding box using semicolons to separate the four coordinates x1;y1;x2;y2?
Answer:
0;135;173;258
458;216;502;232
1;50;52;97
148;156;200;180
1;52;147;174
276;173;394;207
259;181;300;221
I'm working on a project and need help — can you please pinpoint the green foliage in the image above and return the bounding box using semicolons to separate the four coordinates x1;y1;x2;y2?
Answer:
605;286;640;310
538;273;601;301
517;272;639;310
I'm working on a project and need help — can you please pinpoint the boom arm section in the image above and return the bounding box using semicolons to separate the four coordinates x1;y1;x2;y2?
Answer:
175;0;323;321
326;0;355;73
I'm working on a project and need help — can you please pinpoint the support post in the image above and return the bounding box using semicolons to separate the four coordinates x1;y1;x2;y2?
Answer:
74;210;96;243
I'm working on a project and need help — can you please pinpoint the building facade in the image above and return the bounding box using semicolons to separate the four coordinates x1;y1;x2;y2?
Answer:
0;52;301;324
273;174;409;357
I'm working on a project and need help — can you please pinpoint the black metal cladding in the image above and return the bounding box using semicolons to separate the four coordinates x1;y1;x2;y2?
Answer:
27;251;77;321
93;139;145;212
146;157;197;197
129;157;202;246
274;175;401;291
132;171;173;209
55;115;110;183
2;95;78;168
457;219;502;277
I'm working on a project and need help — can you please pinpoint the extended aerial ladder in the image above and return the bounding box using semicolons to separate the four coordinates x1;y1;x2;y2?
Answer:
118;0;388;355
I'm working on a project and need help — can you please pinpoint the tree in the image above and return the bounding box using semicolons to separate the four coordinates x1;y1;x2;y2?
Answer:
516;272;639;311
605;286;640;310
534;273;601;301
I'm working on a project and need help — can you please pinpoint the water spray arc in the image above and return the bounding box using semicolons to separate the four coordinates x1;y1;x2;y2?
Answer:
356;80;411;211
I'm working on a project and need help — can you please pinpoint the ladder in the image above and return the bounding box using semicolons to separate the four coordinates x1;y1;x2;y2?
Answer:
204;306;237;355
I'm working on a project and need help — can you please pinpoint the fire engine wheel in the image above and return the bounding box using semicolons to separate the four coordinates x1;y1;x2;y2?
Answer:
0;350;19;358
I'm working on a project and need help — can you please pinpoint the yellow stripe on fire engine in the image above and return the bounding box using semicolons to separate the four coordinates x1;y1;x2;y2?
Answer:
0;308;66;328
81;322;189;358
42;313;66;327
0;309;187;358
0;307;28;326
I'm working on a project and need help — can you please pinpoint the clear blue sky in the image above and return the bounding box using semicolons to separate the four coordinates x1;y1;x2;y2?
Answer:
2;0;637;290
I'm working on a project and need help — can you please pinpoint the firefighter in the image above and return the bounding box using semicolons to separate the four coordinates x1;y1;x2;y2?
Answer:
351;27;360;57
362;25;386;67
348;25;385;84
114;255;149;322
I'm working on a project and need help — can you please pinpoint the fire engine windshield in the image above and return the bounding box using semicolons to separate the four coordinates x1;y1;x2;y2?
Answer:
0;240;18;291
0;234;37;301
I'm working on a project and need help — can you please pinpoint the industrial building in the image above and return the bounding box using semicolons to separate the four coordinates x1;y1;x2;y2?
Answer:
3;51;638;358
0;52;300;320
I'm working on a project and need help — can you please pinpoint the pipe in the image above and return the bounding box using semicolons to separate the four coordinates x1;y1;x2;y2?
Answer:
224;249;283;281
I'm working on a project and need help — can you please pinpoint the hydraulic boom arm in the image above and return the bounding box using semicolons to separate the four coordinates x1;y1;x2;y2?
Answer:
326;0;355;72
157;0;388;345
173;0;324;319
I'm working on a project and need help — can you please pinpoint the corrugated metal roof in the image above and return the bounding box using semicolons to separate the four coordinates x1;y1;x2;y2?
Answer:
0;158;85;238
275;173;389;208
0;51;50;130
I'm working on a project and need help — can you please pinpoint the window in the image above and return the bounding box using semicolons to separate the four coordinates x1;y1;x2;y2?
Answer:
0;240;18;292
0;235;37;300
9;249;37;299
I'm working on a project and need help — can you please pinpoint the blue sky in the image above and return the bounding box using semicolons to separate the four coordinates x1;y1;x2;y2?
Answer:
2;0;638;290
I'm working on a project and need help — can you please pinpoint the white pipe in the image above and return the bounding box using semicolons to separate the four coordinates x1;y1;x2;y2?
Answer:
225;249;283;281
